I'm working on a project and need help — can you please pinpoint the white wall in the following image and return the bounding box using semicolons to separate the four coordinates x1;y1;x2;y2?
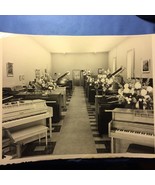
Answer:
51;52;108;79
108;35;152;80
2;35;52;87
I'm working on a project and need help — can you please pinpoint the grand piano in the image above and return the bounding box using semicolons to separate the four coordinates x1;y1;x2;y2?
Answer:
2;99;53;158
56;71;73;96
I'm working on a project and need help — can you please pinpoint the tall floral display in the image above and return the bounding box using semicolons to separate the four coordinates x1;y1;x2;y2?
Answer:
118;78;153;110
28;71;57;91
86;67;124;94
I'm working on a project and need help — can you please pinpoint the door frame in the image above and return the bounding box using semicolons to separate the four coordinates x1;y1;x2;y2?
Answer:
72;69;82;86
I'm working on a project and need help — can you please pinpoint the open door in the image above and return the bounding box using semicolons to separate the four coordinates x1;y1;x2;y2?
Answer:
72;69;81;86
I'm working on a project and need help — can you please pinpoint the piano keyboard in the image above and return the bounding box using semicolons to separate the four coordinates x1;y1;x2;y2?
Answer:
110;129;155;148
109;108;154;153
113;129;154;137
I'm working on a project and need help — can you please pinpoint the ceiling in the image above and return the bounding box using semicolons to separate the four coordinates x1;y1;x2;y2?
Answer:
30;35;128;53
0;32;128;53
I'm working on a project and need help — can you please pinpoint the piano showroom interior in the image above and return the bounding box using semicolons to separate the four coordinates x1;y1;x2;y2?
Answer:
0;33;155;162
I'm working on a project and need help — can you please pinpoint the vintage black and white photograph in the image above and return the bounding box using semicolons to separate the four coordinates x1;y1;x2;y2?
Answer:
1;33;155;165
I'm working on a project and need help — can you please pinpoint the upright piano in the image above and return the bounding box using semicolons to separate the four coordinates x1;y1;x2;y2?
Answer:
14;90;62;123
2;99;53;158
109;108;155;153
95;94;123;135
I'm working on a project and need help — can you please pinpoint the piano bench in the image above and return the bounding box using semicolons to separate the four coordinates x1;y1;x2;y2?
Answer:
6;125;48;158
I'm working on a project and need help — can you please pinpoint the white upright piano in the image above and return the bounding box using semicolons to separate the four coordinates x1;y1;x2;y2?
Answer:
2;99;53;158
109;108;155;153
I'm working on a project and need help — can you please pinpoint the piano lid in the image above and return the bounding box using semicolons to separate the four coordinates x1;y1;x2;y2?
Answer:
2;99;49;123
56;71;70;86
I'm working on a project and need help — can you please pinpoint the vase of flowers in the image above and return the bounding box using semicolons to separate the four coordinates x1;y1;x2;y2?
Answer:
118;78;153;110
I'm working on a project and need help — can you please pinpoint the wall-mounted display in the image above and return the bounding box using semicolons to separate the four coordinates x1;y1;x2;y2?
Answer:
142;59;150;73
98;68;103;74
7;62;13;77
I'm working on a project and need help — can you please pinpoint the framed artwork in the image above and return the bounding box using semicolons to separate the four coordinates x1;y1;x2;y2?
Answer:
98;68;103;74
7;62;14;77
142;59;150;73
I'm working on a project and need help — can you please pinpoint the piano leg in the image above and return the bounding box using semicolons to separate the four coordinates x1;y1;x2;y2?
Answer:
111;137;114;153
49;117;52;139
45;131;48;146
16;143;21;158
39;135;41;143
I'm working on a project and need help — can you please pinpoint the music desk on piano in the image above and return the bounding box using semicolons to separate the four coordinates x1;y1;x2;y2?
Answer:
2;99;53;158
108;108;154;153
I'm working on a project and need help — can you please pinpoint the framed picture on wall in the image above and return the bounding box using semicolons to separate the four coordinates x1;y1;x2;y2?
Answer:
7;62;14;77
142;59;150;73
98;68;103;74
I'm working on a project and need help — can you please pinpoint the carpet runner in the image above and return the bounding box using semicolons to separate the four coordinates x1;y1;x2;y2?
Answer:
53;86;97;155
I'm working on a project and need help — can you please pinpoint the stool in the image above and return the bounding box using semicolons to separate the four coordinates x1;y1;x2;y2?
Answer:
6;125;48;158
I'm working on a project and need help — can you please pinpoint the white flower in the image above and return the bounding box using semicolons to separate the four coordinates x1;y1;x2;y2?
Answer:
135;82;142;89
130;88;135;95
124;83;129;88
123;88;130;93
135;101;139;109
118;89;123;95
147;86;153;92
102;75;107;78
107;78;113;85
141;89;147;96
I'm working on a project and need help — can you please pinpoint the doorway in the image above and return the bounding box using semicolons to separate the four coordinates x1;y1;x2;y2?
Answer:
72;69;83;86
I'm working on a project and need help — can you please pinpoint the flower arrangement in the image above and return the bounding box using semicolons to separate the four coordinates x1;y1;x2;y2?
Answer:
29;72;57;91
83;69;91;77
36;73;57;90
94;74;114;92
118;78;153;110
84;67;125;94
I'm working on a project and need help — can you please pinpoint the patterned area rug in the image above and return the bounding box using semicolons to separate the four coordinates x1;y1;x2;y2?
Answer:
22;141;56;157
127;144;154;154
52;125;61;132
86;97;111;154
